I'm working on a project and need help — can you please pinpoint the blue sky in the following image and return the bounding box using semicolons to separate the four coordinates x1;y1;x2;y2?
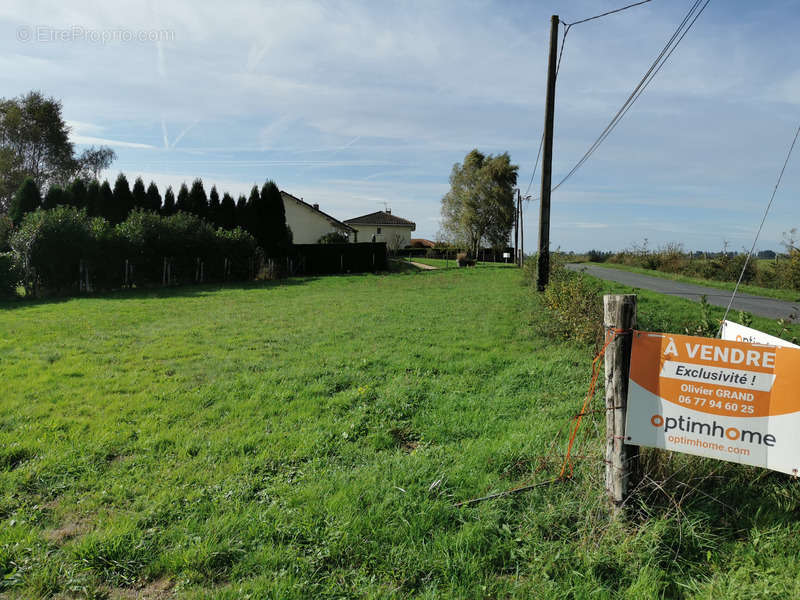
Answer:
1;1;798;251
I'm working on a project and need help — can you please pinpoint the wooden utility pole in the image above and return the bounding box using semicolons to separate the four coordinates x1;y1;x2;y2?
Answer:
519;193;524;267
537;14;559;291
603;294;640;516
514;189;519;267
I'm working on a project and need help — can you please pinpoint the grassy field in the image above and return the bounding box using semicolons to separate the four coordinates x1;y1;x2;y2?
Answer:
400;257;516;270
2;266;800;598
586;262;800;304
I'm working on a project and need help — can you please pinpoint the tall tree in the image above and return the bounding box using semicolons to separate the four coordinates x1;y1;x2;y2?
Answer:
162;186;176;215
439;149;517;256
145;181;162;212
244;185;260;232
76;146;116;182
42;184;72;210
131;177;147;210
261;180;290;255
67;178;87;209
98;180;114;222
220;192;236;229
188;178;208;218
208;185;221;226
112;173;134;224
8;177;40;225
176;182;190;213
85;179;102;217
235;194;248;228
0;91;77;209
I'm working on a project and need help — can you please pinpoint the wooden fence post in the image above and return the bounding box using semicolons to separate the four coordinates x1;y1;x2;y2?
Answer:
604;294;640;516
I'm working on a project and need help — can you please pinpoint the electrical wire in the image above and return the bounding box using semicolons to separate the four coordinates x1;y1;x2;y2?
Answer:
719;124;800;328
566;0;653;26
532;0;710;201
551;0;709;194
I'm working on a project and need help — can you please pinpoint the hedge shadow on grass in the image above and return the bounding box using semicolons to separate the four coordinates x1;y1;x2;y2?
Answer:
0;276;322;311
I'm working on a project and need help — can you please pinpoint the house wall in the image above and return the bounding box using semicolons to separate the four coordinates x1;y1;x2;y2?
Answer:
348;225;413;249
283;198;351;244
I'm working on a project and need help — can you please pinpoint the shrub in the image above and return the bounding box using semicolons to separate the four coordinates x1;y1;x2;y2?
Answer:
9;178;41;225
774;248;800;290
317;231;349;244
0;214;12;252
456;252;475;267
541;262;604;346
11;206;93;294
213;227;260;280
114;209;166;285
700;253;757;284
117;210;218;285
0;252;21;297
87;217;125;290
586;249;612;263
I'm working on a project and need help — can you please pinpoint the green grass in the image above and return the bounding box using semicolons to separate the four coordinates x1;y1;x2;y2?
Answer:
588;261;800;304
2;267;800;598
401;257;516;270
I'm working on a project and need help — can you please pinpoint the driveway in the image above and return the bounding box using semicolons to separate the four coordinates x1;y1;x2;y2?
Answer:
566;263;800;321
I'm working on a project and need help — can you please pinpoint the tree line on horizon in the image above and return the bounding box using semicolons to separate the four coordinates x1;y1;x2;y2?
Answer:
8;174;292;257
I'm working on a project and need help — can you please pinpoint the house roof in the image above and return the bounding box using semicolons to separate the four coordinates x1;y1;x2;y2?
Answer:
344;211;416;228
280;191;355;232
410;238;436;248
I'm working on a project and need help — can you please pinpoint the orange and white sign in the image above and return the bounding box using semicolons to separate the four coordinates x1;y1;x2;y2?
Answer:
626;331;800;476
719;320;799;349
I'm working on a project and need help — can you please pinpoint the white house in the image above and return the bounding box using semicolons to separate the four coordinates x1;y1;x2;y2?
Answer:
344;210;416;250
281;191;355;244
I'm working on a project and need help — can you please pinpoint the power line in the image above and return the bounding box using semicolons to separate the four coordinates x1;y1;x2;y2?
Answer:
522;0;654;197
523;133;545;197
523;24;570;196
566;0;654;27
533;0;710;201
719;124;800;327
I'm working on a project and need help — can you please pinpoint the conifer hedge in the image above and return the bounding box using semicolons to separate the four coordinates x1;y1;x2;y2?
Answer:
9;207;260;296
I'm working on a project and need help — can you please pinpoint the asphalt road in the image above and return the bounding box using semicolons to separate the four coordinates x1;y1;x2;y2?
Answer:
566;263;800;321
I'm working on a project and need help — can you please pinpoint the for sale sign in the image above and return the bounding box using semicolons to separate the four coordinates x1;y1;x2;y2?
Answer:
719;320;799;349
625;331;800;476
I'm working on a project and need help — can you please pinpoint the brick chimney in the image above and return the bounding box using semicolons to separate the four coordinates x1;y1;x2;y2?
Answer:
313;203;319;210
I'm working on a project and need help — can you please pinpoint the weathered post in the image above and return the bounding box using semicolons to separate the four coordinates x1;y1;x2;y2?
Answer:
536;14;559;290
604;294;640;516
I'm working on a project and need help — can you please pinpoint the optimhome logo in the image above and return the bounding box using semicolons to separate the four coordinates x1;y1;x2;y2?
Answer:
650;414;776;447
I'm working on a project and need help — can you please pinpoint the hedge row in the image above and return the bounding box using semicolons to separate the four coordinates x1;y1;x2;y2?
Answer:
8;207;260;296
292;243;387;275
